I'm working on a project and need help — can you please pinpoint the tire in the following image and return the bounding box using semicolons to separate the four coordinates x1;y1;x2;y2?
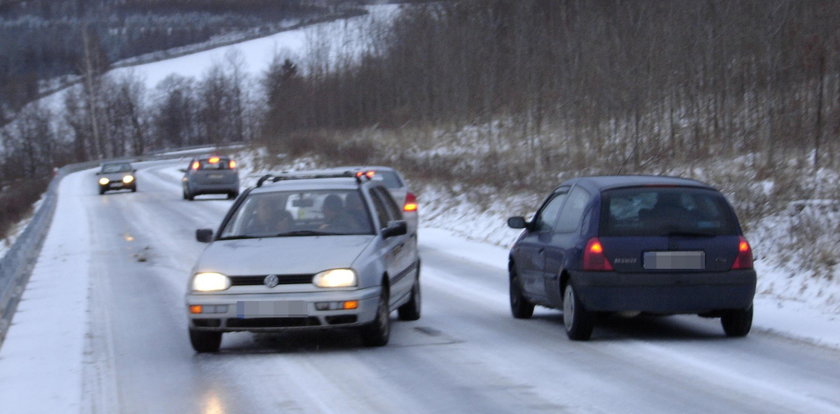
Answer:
361;287;390;346
131;185;137;193
227;191;239;200
563;284;594;341
99;188;106;195
509;266;535;319
721;304;753;337
398;275;421;321
189;329;222;353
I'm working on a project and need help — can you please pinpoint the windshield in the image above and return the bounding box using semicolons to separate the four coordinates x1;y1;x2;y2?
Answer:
599;187;739;237
370;170;403;189
219;189;374;238
101;163;131;173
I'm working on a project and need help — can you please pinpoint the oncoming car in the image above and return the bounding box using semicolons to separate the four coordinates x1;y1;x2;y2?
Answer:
182;155;240;200
96;162;137;194
507;175;757;340
186;170;421;352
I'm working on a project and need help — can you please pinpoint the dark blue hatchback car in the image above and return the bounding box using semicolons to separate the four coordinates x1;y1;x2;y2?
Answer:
507;176;756;340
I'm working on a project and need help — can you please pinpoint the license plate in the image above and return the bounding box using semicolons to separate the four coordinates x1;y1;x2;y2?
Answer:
236;301;307;318
208;174;223;180
643;251;705;270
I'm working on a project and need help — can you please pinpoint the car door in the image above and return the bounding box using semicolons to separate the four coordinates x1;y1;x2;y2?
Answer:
369;187;413;308
543;186;592;306
512;187;569;302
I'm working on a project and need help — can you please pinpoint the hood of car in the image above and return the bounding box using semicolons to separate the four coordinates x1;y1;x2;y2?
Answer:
194;235;375;276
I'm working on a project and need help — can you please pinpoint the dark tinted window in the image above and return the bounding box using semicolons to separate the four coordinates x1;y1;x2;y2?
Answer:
556;187;590;233
599;187;739;237
101;163;132;173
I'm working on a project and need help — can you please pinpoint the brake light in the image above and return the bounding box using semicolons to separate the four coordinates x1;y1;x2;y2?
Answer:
229;160;236;169
731;236;754;270
191;161;200;170
583;238;613;271
209;156;220;164
404;192;418;212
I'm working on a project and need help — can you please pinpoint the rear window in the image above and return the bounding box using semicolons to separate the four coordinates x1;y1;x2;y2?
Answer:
195;158;232;170
370;170;403;189
599;187;739;237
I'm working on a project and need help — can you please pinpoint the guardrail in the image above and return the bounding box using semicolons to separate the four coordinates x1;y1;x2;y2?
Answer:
0;146;246;347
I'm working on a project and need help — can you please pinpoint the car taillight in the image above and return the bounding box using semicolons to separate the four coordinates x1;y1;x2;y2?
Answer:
583;237;613;271
208;156;220;164
404;192;418;212
191;161;200;170
731;236;754;270
229;160;236;169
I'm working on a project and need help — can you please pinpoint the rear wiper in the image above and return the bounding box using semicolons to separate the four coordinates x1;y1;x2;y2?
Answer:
663;230;717;237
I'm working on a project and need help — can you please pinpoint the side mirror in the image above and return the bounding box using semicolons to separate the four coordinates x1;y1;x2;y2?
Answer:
178;168;187;173
95;171;101;175
195;229;214;243
132;169;137;173
507;216;528;229
382;220;407;239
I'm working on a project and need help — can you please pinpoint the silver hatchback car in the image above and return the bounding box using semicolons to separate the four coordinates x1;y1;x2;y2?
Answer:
186;170;421;352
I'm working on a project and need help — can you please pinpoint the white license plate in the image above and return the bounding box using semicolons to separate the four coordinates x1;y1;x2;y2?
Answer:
208;174;223;179
643;251;705;270
236;301;307;317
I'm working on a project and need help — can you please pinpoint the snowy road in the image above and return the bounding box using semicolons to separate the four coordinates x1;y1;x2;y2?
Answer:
3;160;840;413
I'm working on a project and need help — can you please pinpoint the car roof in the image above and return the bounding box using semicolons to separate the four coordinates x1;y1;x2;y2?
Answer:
559;175;715;193
250;176;371;195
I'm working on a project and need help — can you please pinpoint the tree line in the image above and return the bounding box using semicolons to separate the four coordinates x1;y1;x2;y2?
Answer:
2;0;840;238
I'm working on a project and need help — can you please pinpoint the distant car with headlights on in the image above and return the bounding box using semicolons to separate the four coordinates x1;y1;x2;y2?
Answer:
182;155;239;200
186;169;421;352
96;162;137;195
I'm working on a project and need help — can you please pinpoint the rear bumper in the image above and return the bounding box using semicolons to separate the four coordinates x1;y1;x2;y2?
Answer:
570;269;756;314
187;182;238;195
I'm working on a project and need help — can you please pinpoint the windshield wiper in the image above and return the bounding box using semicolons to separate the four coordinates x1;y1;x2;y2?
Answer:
275;230;340;237
217;235;266;240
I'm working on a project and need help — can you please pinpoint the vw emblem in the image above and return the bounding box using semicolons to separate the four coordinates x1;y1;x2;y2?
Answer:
264;274;279;288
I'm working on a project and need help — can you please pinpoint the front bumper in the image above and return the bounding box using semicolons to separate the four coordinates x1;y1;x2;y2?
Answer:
186;286;381;332
570;269;756;314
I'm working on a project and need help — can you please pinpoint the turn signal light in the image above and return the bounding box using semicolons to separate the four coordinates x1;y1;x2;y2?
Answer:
191;161;200;170
583;237;613;271
189;305;203;314
404;192;418;212
731;236;754;270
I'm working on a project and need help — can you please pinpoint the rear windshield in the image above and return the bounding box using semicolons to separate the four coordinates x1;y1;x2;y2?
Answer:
599;187;739;237
196;158;232;170
370;170;403;189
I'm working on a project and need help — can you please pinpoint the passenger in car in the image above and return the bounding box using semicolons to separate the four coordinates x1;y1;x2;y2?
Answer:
321;194;359;232
244;197;293;235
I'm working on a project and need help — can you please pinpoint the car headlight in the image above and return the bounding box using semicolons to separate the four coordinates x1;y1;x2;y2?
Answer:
98;177;110;185
192;272;231;292
122;175;135;184
313;268;357;288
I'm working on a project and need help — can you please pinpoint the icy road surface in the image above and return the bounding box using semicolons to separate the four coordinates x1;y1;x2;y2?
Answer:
2;160;839;414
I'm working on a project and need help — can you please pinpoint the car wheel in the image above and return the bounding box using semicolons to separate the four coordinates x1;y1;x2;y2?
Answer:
563;284;594;341
360;287;390;346
398;276;421;321
189;329;222;353
99;188;106;195
131;185;137;193
227;191;238;200
509;266;534;319
721;304;753;337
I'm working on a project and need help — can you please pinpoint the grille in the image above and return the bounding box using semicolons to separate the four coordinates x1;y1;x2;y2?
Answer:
227;317;320;328
229;274;313;286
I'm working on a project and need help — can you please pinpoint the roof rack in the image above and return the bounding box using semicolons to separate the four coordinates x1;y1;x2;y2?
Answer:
255;170;370;187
